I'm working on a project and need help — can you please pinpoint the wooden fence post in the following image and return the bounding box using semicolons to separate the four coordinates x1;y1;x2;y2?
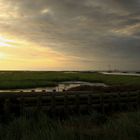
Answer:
127;92;133;111
64;93;68;114
109;94;114;113
42;90;46;93
36;95;42;112
127;92;130;110
51;93;56;112
117;93;121;111
87;94;92;113
75;94;80;114
137;91;140;110
100;93;104;114
19;97;25;115
4;98;11;115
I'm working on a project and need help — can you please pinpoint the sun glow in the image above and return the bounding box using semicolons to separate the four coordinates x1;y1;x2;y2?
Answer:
0;52;6;59
0;34;72;70
0;36;13;47
0;34;90;70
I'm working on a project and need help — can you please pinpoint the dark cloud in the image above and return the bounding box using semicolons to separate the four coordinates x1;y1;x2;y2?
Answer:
0;0;140;70
114;0;140;11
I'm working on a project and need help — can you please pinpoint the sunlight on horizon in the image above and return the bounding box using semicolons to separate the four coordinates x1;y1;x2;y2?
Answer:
0;52;6;59
0;34;87;70
0;36;13;47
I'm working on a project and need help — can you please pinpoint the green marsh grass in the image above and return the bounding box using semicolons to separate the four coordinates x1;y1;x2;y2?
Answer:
0;71;140;89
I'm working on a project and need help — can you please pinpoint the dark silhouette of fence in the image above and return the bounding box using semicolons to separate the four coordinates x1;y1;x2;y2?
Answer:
0;90;140;115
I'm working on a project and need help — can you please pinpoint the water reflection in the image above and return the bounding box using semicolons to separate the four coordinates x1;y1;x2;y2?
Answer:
101;72;140;76
0;81;107;92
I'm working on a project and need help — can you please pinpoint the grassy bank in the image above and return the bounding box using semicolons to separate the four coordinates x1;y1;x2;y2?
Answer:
0;111;140;140
0;71;140;89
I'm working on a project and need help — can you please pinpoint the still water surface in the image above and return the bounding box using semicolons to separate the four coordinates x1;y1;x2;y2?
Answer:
0;81;107;92
101;72;140;76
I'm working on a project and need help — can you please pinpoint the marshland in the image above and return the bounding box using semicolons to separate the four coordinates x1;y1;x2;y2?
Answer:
0;71;140;90
0;71;140;140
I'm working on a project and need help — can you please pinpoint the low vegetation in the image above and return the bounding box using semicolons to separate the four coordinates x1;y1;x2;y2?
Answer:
0;111;140;140
0;71;140;89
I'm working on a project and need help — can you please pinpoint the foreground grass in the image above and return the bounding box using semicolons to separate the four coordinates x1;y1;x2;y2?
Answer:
0;111;140;140
0;71;140;89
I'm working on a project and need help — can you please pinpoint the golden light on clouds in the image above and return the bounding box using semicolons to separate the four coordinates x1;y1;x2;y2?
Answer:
112;24;140;37
41;8;50;14
0;34;85;70
0;36;13;47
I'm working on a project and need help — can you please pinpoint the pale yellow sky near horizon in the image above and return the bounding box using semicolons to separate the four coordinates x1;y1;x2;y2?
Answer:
0;34;95;70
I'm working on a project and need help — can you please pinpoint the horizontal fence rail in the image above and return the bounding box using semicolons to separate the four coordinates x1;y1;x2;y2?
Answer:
0;90;140;115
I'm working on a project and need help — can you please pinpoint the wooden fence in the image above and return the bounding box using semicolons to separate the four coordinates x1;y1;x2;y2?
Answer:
0;90;140;115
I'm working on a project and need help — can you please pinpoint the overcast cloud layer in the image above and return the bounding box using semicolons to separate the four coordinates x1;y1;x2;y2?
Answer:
0;0;140;70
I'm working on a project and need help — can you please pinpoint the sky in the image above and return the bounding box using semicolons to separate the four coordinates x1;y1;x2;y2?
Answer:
0;0;140;71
